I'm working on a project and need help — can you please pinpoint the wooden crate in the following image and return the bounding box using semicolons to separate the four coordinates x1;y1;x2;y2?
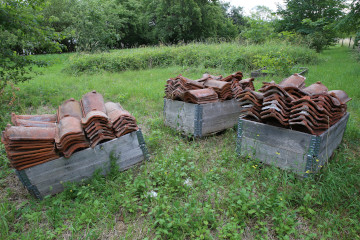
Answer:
164;98;243;137
236;113;349;177
15;130;148;199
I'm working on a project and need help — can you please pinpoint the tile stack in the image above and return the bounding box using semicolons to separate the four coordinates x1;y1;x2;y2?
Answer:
239;73;351;135
11;113;56;128
288;87;350;135
183;88;219;104
1;119;59;170
105;102;138;137
165;71;249;104
81;91;116;148
1;91;140;170
237;89;264;122
258;74;306;127
165;75;204;100
55;98;90;157
203;80;232;100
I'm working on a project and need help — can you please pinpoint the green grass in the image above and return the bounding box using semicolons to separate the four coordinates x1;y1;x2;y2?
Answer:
0;45;359;239
62;42;318;75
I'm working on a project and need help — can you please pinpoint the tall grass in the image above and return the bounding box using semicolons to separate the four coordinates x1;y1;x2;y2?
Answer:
63;42;319;74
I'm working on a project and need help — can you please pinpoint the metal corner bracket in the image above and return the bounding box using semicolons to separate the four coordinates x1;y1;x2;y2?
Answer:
194;104;203;138
236;118;244;156
136;129;149;160
304;135;321;178
15;170;43;200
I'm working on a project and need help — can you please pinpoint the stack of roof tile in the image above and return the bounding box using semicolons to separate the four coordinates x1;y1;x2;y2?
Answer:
258;74;306;127
203;80;232;100
80;91;115;148
237;89;264;121
232;78;256;99
165;75;204;100
1;91;140;170
195;73;224;82
165;72;246;104
105;102;138;137
239;78;255;91
11;113;57;127
238;73;351;135
183;88;219;104
55;98;90;157
288;87;350;135
1;124;59;170
217;71;243;82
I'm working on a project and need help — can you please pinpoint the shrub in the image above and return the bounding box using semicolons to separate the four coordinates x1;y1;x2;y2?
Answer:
64;42;319;75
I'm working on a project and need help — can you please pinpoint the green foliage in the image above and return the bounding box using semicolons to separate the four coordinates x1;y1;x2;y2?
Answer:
336;0;360;37
0;0;59;104
252;51;294;76
143;0;237;43
39;0;240;52
65;42;318;75
240;6;277;44
241;18;275;44
277;0;346;52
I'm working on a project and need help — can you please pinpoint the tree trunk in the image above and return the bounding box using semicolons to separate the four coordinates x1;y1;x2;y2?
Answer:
349;37;352;47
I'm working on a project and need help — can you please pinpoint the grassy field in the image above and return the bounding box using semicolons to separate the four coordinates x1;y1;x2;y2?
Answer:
0;45;359;239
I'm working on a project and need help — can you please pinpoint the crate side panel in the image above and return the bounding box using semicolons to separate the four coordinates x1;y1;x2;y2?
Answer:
241;136;308;174
318;112;349;154
35;148;143;196
314;128;347;173
26;132;138;183
241;119;312;154
24;131;143;197
164;99;196;135
201;100;242;135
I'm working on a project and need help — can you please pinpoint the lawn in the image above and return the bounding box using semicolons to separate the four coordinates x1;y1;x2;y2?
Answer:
0;45;359;239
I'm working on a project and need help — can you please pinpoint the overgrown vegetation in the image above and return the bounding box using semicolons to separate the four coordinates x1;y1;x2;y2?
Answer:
0;0;59;103
64;42;318;75
0;46;359;239
1;0;358;103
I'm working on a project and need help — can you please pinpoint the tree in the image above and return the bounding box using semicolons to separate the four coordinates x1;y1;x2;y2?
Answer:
277;0;346;52
41;0;78;52
41;0;147;52
241;6;276;44
0;0;60;102
143;0;237;43
336;0;360;47
220;3;248;33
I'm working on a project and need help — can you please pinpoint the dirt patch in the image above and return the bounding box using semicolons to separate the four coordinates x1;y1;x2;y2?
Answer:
0;172;29;205
101;215;155;239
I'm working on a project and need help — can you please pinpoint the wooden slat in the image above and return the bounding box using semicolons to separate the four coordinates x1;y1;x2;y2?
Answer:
201;99;242;136
23;131;145;197
241;136;308;174
318;112;349;154
164;99;243;136
163;99;196;135
241;118;312;154
238;113;349;177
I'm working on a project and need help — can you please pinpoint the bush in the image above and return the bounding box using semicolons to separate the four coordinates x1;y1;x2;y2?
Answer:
252;51;294;76
64;42;319;75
